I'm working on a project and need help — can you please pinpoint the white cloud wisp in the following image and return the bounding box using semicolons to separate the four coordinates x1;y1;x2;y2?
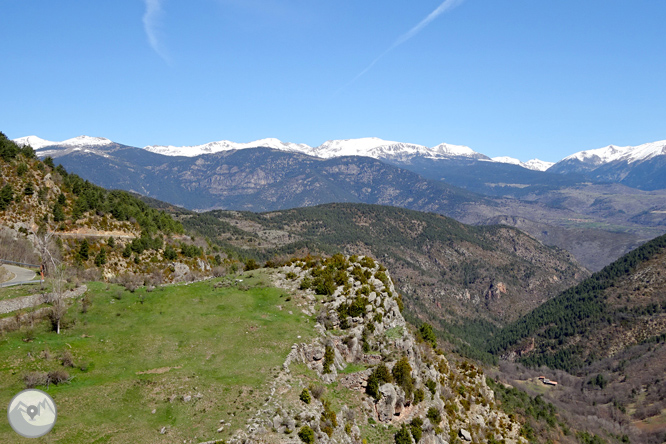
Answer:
339;0;466;92
143;0;170;63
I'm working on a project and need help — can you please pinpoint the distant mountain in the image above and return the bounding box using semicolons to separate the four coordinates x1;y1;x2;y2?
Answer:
488;232;666;371
549;140;666;190
27;142;489;214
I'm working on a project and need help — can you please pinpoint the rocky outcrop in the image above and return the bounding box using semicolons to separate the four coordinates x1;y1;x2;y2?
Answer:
224;256;527;444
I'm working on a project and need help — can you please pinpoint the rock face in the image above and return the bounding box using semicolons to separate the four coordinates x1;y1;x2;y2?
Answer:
226;255;527;444
377;383;397;422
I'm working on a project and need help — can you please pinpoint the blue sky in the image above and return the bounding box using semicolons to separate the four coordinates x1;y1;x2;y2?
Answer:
2;0;665;161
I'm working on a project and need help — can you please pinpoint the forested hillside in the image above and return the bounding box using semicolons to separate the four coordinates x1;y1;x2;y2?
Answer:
488;232;666;371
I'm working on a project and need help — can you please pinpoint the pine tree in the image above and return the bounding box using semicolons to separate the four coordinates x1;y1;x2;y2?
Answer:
95;248;107;267
0;184;13;210
78;239;90;261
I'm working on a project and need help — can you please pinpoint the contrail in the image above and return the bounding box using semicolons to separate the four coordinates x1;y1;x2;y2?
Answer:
338;0;466;92
143;0;170;63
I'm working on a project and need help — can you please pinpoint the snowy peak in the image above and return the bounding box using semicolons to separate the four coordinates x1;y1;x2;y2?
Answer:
430;142;485;159
143;136;486;161
311;138;486;161
311;138;428;159
60;135;113;147
491;156;554;172
144;138;311;157
561;144;630;165
13;136;58;150
13;135;114;150
561;140;666;166
524;159;555;171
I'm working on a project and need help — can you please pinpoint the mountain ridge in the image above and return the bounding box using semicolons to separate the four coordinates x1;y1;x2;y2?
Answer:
15;134;666;175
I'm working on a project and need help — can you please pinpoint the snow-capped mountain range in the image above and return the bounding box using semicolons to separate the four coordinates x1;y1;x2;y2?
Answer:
14;135;555;171
12;135;666;175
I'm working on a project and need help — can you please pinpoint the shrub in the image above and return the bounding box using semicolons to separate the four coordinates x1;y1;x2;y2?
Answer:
426;407;442;425
16;162;28;176
410;417;423;442
366;364;392;400
314;276;336;296
396;294;404;312
445;402;458;417
394;424;411;444
348;296;369;317
359;256;375;269
61;350;75;367
375;270;389;286
323;345;335;374
392;356;414;398
425;379;437;396
47;369;70;385
244;258;259;271
419;323;437;348
23;371;48;388
413;388;425;405
297;425;315;444
350;266;368;284
334;269;349;286
299;277;312;290
299;388;311;404
163;245;178;260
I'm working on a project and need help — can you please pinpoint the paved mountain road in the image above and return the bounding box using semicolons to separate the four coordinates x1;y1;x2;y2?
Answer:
0;264;37;287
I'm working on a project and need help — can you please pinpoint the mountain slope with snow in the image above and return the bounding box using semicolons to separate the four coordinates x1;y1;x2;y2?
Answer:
144;136;488;162
549;140;666;190
145;138;311;157
491;156;554;172
552;140;666;171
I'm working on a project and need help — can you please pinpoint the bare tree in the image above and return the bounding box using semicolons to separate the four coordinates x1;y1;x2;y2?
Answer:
48;263;67;335
35;228;67;334
34;228;56;286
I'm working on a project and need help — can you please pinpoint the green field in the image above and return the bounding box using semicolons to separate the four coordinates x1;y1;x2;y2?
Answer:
0;271;315;443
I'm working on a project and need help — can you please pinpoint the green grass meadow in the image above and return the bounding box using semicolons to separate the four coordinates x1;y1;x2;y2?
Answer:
0;271;314;443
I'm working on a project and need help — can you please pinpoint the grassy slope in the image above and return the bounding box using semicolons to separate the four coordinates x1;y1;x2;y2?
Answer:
0;272;315;443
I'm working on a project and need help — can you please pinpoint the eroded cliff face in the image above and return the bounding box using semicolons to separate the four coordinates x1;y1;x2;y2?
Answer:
224;256;527;444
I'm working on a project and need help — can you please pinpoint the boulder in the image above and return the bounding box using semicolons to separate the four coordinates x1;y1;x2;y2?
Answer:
459;428;472;441
377;383;397;422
